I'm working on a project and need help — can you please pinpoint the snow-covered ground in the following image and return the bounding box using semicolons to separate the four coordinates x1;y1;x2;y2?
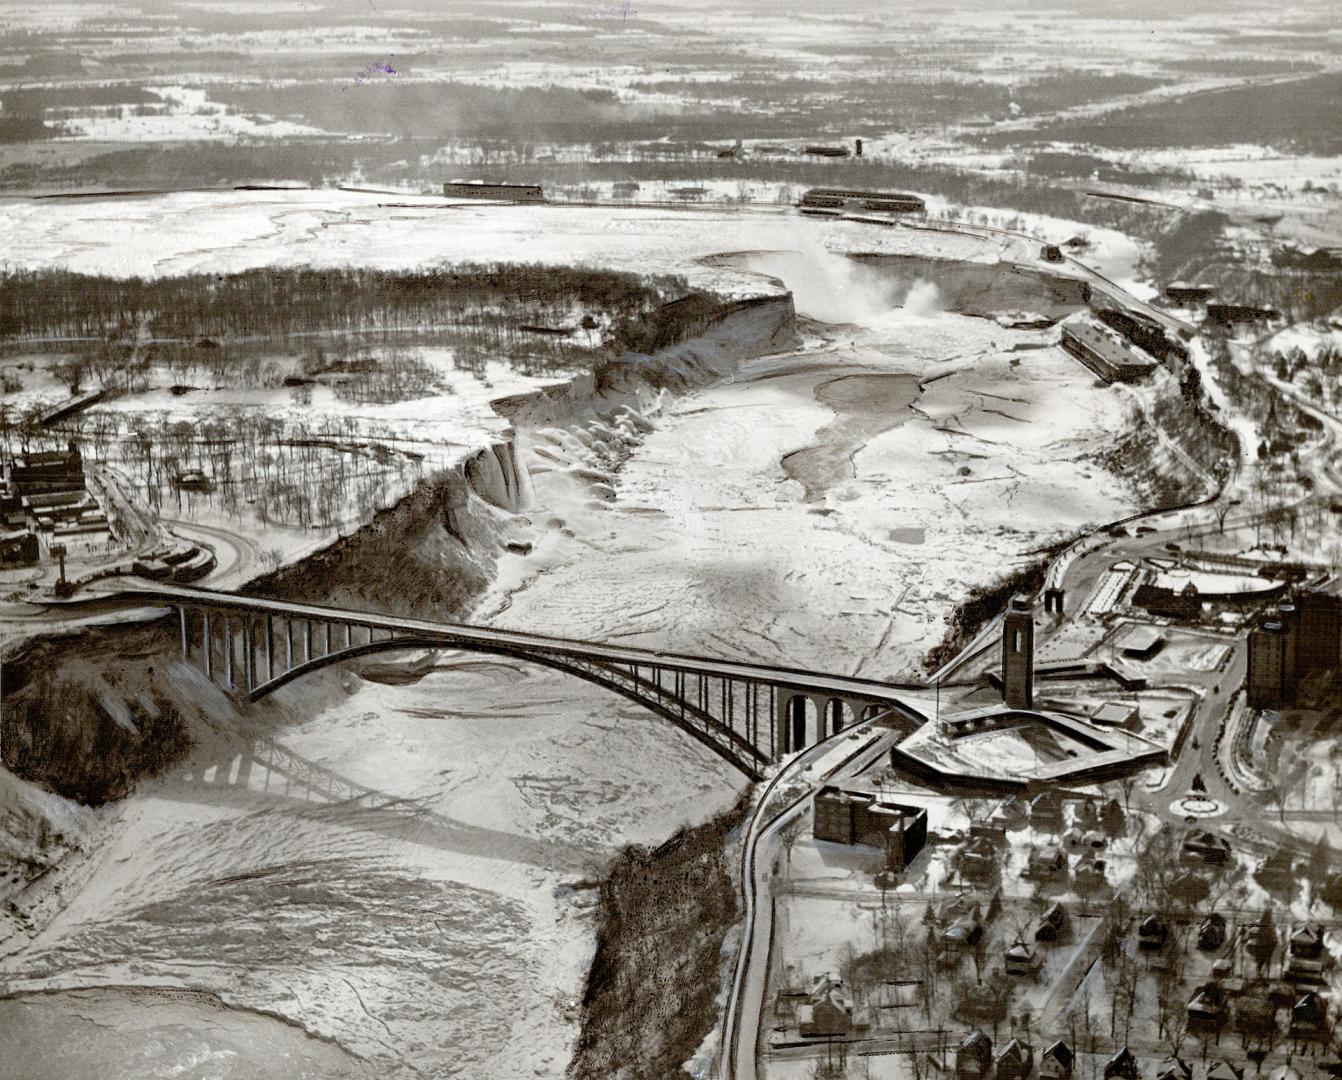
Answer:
480;295;1140;682
0;188;1019;296
51;85;326;142
0;195;1152;1077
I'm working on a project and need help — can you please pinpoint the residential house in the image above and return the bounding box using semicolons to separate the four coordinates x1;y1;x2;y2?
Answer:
1074;853;1107;893
995;1038;1033;1080
1183;831;1231;865
962;835;1000;880
1005;941;1039;978
1035;904;1068;943
1188;982;1227;1027
1289;924;1324;960
1104;1047;1139;1080
1138;914;1168;951
1155;1059;1192;1080
1025;845;1067;880
797;973;864;1039
1291;991;1327;1041
1284;955;1325;985
957;1030;994;1080
998;794;1025;831
1039;1041;1073;1080
1198;913;1228;952
1029;791;1064;831
943;904;985;951
994;796;1028;829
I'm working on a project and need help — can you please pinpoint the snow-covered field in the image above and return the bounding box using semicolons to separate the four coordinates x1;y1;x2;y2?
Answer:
0;188;1014;295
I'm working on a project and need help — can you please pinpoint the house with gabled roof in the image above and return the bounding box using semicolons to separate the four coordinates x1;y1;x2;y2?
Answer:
1291;991;1327;1040
1138;914;1168;950
957;1029;994;1080
1104;1047;1139;1080
1039;1041;1073;1080
1289;923;1324;960
1205;1062;1243;1080
1154;1058;1192;1080
995;1038;1033;1080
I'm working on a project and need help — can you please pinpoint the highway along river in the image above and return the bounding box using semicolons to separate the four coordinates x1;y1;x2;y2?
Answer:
3;257;1143;1077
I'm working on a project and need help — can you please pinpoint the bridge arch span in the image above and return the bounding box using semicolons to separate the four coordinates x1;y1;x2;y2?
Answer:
92;587;930;782
195;626;773;781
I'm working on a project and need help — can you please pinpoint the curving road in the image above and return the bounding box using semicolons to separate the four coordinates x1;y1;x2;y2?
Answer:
721;722;905;1080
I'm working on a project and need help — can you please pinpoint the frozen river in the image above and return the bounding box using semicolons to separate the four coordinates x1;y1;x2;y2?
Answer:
2;252;1144;1079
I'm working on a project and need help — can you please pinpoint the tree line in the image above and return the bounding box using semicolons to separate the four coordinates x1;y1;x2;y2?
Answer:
0;263;707;346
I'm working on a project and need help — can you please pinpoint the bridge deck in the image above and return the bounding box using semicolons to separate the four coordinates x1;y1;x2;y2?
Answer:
111;584;926;702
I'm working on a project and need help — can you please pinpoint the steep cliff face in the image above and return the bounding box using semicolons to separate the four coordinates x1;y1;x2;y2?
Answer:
2;630;222;803
1;292;797;808
568;793;750;1080
493;295;796;427
241;466;509;620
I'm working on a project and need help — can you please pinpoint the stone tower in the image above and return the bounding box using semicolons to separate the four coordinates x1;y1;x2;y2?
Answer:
1002;595;1035;709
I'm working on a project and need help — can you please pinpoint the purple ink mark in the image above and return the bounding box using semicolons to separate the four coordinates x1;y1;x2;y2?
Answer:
352;59;398;85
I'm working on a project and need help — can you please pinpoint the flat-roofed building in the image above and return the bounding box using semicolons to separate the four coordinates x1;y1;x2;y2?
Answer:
1166;282;1215;304
442;181;545;202
1248;616;1294;709
1060;313;1156;384
1295;588;1341;678
813;785;928;870
0;528;38;565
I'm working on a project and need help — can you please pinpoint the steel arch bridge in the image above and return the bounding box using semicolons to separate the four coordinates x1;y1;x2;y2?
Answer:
99;584;927;781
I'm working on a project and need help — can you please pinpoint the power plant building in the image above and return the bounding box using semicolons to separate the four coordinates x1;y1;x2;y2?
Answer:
1059;313;1156;384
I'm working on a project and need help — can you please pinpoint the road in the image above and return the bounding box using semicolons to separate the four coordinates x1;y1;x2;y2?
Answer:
721;723;902;1080
158;516;267;588
50;583;935;704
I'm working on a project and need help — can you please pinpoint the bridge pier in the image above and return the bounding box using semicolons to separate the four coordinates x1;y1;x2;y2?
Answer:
243;615;256;694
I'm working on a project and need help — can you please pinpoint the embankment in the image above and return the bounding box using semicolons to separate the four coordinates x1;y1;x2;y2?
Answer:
568;791;751;1080
1099;386;1237;507
921;548;1063;675
0;291;795;806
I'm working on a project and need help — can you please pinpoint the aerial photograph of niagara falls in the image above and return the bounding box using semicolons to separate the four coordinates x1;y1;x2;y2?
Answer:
1;0;1342;1077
